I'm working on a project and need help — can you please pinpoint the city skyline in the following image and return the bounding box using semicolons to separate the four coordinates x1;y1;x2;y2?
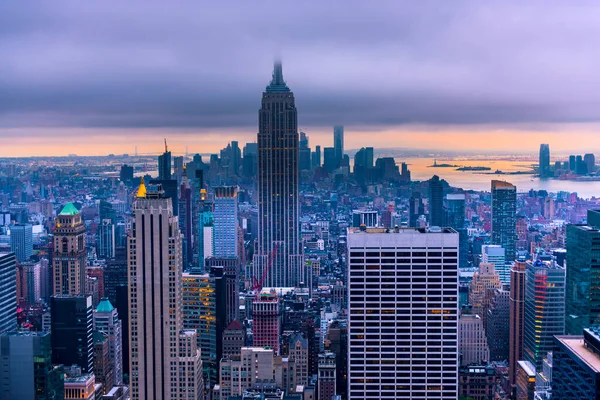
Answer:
5;2;600;156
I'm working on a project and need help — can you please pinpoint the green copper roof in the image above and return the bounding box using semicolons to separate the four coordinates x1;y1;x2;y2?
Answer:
59;202;79;216
96;298;115;313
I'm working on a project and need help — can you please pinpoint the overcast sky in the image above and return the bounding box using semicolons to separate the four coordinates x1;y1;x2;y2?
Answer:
2;1;600;155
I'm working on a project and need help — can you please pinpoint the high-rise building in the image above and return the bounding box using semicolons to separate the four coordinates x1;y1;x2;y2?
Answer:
182;270;225;388
565;209;600;335
128;181;203;400
446;194;467;269
486;288;510;362
253;292;281;354
51;295;94;373
120;164;134;183
428;175;444;227
323;147;337;172
222;320;245;358
458;312;490;366
481;245;509;286
351;210;378;228
53;203;87;296
97;219;115;259
509;261;527;387
10;224;33;262
206;257;240;326
333;125;344;164
539;144;550;178
0;331;64;400
173;156;184;182
178;179;193;268
218;347;275;399
0;253;16;334
584;153;596;173
515;361;536;400
491;180;517;261
469;262;502;330
157;140;172;180
94;298;123;385
317;352;336;400
213;186;239;258
254;62;304;289
347;227;459;399
409;192;425;228
94;331;114;392
312;145;321;169
553;328;600;399
299;132;312;171
523;259;566;369
288;333;309;386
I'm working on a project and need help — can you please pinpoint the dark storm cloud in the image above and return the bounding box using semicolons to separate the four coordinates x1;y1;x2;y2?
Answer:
2;1;600;130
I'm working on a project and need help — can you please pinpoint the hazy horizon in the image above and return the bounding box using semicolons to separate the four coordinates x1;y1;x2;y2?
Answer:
4;1;600;156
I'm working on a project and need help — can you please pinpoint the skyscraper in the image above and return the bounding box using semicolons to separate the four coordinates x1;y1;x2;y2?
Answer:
446;194;467;269
539;144;550;178
347;227;459;399
323;147;337;172
491;180;517;261
458;312;490;366
0;253;16;334
53;203;87;296
523;259;566;369
486;288;510;361
51;295;94;373
311;145;321;169
97;219;115;259
333;125;344;164
213;186;239;258
128;181;202;400
428;175;444;227
10;224;32;262
93;298;123;385
254;62;304;288
482;245;508;285
584;153;596;173
157;139;172;180
553;328;600;398
253;292;281;354
509;261;526;387
565;209;600;335
0;331;64;400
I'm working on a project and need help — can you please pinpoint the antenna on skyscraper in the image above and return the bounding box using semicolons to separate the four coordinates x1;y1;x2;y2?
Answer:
164;138;168;153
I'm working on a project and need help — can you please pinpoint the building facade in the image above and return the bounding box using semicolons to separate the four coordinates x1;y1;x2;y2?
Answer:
213;186;239;258
347;227;459;399
491;180;517;261
253;292;281;355
128;182;203;400
553;328;600;399
51;295;94;374
509;261;527;386
10;224;33;262
0;253;16;334
53;203;87;296
523;259;566;369
93;298;123;385
254;62;304;289
0;331;64;400
565;210;600;335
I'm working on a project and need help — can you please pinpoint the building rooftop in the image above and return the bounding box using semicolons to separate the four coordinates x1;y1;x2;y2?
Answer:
59;202;79;216
517;360;536;377
96;298;115;313
556;335;600;373
348;226;457;235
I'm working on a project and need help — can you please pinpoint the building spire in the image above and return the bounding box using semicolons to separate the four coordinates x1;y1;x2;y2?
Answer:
266;61;290;93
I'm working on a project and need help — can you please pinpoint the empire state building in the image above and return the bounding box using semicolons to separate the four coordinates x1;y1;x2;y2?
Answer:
253;62;305;289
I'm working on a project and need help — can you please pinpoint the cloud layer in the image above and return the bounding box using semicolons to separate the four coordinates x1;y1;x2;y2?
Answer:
2;1;600;132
